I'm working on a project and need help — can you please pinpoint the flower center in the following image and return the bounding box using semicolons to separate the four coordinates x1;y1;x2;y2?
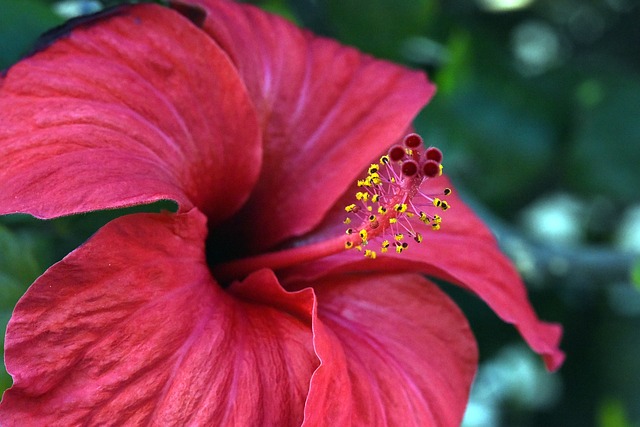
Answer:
342;133;450;259
212;133;450;283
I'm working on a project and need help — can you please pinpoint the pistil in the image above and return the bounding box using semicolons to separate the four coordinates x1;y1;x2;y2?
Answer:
213;133;450;283
212;234;348;283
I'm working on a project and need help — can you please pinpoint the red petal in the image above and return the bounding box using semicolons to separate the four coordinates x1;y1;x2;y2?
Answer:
0;5;261;225
0;211;320;426
194;0;435;249
280;175;564;372
304;273;477;426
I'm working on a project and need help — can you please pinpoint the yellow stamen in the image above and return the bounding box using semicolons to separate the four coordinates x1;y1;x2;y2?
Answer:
394;203;408;213
364;249;377;259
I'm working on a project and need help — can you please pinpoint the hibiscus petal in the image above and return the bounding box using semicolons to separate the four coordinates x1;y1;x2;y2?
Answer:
193;0;435;249
304;273;477;426
0;210;320;426
280;175;564;372
0;4;261;225
406;176;564;371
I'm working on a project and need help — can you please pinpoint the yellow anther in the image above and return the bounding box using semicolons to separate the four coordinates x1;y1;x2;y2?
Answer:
381;240;390;249
343;217;351;224
346;228;354;235
371;194;380;203
444;188;452;196
359;229;368;242
394;233;404;241
440;201;450;211
364;249;377;259
395;243;406;254
439;164;443;176
433;198;442;208
389;218;397;224
345;241;354;249
345;204;358;213
378;206;387;214
357;179;369;187
355;192;369;202
367;206;373;212
414;233;423;243
380;155;390;164
433;215;442;224
419;211;429;223
368;164;380;175
431;223;441;231
368;174;382;185
394;203;408;213
368;214;377;222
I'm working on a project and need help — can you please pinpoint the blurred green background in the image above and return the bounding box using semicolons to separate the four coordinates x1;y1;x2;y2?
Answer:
1;0;639;425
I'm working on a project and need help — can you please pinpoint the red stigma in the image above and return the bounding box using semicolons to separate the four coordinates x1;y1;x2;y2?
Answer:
388;145;406;162
422;160;440;178
403;133;423;149
401;160;419;177
425;147;443;163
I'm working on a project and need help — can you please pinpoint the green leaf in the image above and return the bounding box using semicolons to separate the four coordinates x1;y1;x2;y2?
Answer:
0;225;47;297
0;0;64;70
418;78;555;213
0;223;52;393
598;398;632;427
568;71;640;202
325;0;437;61
632;259;640;292
253;0;298;23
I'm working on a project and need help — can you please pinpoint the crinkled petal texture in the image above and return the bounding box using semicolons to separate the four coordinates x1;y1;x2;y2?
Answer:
192;0;435;250
306;274;477;426
0;211;477;426
0;4;261;225
0;211;317;426
281;175;564;372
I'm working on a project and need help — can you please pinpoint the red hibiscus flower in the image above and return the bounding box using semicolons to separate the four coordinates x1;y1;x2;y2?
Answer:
0;1;563;425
